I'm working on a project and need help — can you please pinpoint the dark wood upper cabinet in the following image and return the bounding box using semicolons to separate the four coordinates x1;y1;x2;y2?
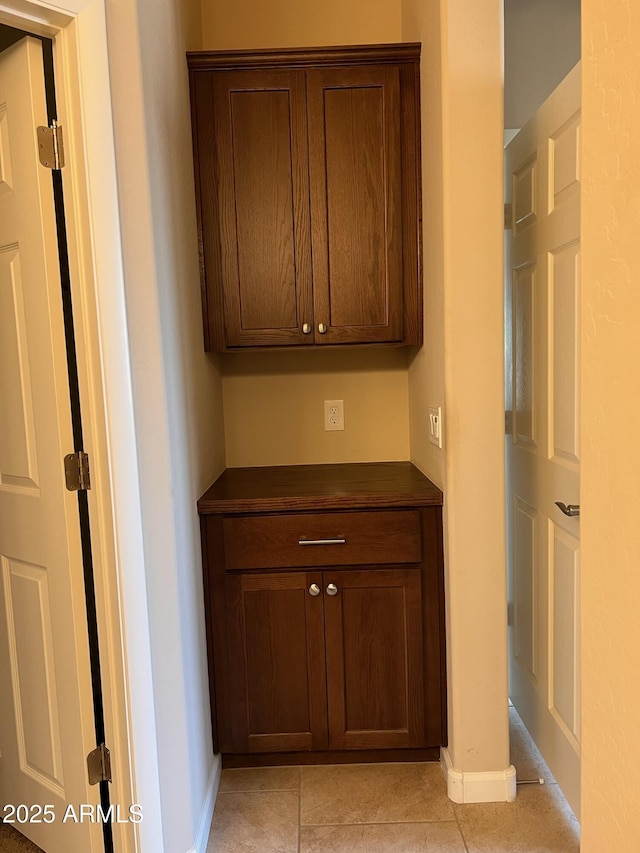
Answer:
188;44;422;351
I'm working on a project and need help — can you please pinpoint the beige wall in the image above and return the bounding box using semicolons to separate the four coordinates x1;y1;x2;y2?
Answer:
201;0;401;49
403;0;446;491
403;0;510;780
223;349;409;467
203;0;409;469
581;1;640;847
106;0;224;848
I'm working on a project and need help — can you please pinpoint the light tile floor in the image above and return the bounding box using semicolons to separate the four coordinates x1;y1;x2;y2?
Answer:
0;821;44;853
207;709;581;852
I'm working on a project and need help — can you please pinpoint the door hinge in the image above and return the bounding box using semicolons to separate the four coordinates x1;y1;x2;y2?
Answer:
37;121;65;170
64;451;91;491
507;601;514;627
87;744;112;785
505;410;513;435
504;202;512;230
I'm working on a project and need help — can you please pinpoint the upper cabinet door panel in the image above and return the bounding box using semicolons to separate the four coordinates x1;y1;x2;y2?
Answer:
204;69;313;348
307;65;403;344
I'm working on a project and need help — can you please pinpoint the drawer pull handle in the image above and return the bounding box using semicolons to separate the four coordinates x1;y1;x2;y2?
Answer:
326;583;339;596
308;583;321;597
298;538;346;546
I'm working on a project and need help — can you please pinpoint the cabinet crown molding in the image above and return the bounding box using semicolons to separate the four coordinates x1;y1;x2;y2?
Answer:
187;42;421;71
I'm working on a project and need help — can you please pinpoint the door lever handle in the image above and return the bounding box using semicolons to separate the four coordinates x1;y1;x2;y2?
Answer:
555;502;580;517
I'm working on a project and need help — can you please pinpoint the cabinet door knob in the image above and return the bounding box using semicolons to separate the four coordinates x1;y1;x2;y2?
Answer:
318;323;327;334
309;583;321;597
326;583;338;596
302;323;312;334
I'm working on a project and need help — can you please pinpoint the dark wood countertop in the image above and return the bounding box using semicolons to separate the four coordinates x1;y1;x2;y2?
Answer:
197;461;443;514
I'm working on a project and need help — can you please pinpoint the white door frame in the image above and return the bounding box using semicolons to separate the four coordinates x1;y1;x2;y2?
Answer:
0;2;162;851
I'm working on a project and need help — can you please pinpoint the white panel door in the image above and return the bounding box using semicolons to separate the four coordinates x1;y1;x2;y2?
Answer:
505;63;581;819
0;37;101;852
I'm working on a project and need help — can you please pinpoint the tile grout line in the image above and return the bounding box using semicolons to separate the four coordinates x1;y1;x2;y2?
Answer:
217;787;300;794
452;808;471;853
300;818;463;828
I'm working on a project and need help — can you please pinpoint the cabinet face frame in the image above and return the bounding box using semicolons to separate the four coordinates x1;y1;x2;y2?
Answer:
188;43;423;352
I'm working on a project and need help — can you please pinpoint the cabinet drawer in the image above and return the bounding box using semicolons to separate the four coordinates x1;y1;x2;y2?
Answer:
223;510;421;570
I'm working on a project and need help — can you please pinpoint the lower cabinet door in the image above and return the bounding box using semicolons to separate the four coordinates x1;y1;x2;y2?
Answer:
323;568;426;749
225;571;328;753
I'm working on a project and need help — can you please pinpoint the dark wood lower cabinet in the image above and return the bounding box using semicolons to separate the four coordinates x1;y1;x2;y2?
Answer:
198;462;446;763
225;567;426;755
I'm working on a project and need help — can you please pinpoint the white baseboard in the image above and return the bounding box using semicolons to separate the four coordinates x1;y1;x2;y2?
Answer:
188;756;222;853
441;747;517;804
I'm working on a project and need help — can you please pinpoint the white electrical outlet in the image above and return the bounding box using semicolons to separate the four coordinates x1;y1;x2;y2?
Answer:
324;399;344;431
429;406;443;448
